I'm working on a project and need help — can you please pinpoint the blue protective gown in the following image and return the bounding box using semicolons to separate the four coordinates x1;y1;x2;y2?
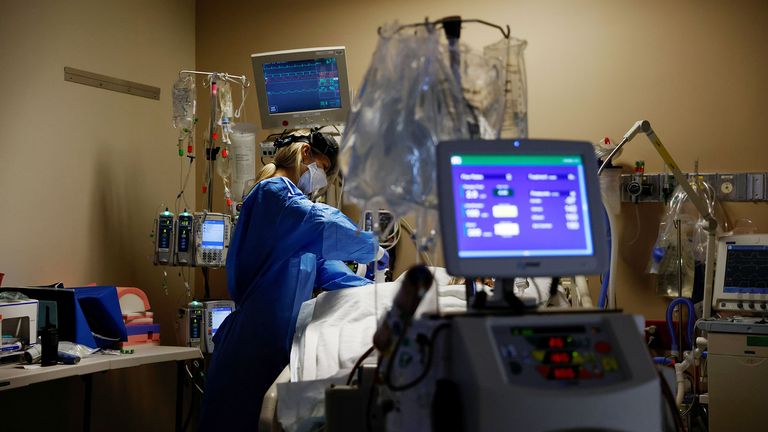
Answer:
199;177;377;430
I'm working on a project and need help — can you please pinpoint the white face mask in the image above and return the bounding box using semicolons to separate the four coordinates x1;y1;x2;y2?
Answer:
297;161;327;195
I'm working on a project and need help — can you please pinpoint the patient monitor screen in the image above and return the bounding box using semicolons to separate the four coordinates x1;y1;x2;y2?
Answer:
202;220;225;250
449;154;594;258
263;57;342;114
723;244;768;294
210;307;232;336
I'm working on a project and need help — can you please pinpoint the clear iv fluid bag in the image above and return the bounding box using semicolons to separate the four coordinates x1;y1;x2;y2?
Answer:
483;37;528;138
219;81;234;120
341;23;521;220
173;75;196;130
340;24;470;218
229;124;258;202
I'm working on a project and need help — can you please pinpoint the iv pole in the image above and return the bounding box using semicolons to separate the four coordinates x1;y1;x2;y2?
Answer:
598;120;718;321
178;70;250;299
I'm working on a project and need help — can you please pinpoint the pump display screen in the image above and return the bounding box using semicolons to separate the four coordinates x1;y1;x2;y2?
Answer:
177;217;191;252
210;307;232;335
723;245;768;294
449;154;594;258
158;216;173;249
263;57;342;114
202;220;225;250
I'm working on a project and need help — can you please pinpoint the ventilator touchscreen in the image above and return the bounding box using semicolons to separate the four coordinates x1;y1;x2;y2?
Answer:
438;139;608;278
449;153;593;258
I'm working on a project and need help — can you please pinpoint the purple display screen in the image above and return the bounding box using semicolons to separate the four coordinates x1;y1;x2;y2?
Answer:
450;154;593;258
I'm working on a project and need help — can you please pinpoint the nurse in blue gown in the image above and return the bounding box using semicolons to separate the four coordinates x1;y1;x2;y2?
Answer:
199;131;378;430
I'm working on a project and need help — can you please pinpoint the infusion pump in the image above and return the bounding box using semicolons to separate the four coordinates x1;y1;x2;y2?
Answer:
181;300;236;353
193;212;231;267
153;211;232;268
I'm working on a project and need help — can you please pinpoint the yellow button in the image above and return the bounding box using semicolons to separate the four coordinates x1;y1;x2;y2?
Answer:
532;350;545;362
572;352;584;365
602;356;619;372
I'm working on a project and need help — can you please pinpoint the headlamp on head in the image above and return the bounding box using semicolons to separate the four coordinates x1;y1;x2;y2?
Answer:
273;130;339;173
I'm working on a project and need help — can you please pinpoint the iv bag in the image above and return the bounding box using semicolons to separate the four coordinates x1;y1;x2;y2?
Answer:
229;123;258;202
341;22;516;222
649;181;721;298
340;24;467;219
172;75;196;131
219;81;234;120
483;37;528;138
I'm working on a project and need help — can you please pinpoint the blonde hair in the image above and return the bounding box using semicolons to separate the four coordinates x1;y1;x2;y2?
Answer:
247;129;339;196
254;141;304;184
253;129;312;185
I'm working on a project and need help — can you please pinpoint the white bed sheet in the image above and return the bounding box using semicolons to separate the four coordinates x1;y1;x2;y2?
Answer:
290;267;465;382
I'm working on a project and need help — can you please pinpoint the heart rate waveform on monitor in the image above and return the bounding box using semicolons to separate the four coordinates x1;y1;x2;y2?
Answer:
263;57;342;114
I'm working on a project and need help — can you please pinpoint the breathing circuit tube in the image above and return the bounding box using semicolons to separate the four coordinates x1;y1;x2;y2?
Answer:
598;206;611;308
667;297;696;353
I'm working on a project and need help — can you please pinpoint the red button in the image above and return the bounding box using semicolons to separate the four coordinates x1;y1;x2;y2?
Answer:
579;368;592;379
595;341;611;354
536;365;550;377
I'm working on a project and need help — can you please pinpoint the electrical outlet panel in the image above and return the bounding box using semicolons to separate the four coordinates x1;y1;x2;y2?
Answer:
746;173;766;200
621;172;768;203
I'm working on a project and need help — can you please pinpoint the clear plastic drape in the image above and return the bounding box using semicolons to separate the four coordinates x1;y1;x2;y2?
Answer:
341;22;521;220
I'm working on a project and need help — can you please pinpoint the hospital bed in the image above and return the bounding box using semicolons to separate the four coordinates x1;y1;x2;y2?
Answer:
259;269;590;432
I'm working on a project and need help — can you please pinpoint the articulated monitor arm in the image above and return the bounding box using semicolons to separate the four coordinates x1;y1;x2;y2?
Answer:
598;120;717;233
598;120;718;319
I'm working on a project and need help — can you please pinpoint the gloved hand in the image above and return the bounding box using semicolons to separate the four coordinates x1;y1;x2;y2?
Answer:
375;246;387;261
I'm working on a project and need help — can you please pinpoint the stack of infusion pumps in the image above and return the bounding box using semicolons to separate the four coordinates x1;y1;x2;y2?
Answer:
181;300;235;353
154;210;232;268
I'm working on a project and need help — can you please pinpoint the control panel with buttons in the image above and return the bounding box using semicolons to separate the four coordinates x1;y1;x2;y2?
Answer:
174;212;194;266
181;304;203;349
449;313;663;431
154;211;175;265
194;212;232;268
492;322;626;387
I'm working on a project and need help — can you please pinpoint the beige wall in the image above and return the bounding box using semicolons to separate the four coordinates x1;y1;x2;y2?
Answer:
0;1;196;430
196;0;768;319
0;0;196;343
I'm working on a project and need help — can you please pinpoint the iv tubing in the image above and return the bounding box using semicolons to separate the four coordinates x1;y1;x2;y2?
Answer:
598;206;615;309
667;297;696;354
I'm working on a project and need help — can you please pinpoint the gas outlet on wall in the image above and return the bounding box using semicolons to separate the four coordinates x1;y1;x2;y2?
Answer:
621;172;768;202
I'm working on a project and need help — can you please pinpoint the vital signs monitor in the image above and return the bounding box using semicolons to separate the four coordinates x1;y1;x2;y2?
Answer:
437;139;608;278
250;47;350;130
712;234;768;312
